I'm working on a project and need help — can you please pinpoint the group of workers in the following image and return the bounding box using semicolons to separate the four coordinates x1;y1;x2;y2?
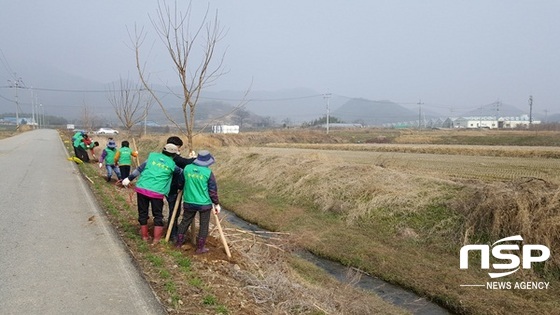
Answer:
98;139;138;182
71;131;99;163
72;131;221;255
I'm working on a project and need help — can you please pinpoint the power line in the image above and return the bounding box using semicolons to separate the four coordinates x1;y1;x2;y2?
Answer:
0;84;526;115
0;93;15;103
0;85;326;102
0;48;18;81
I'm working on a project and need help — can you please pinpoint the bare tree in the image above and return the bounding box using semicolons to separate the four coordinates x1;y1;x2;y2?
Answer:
132;0;229;151
107;77;152;135
81;103;96;132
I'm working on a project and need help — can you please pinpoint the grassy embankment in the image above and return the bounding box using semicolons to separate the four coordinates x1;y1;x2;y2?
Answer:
209;129;560;315
61;130;409;315
58;128;560;315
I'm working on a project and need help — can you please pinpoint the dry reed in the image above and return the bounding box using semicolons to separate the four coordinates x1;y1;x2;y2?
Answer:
219;225;408;315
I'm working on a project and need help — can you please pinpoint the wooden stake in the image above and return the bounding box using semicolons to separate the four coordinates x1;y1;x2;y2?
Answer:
213;205;231;258
165;190;183;242
132;138;140;167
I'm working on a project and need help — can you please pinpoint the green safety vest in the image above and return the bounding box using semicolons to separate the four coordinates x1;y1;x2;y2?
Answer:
72;132;82;141
104;148;117;165
183;164;212;205
118;147;133;166
136;152;176;196
73;134;84;148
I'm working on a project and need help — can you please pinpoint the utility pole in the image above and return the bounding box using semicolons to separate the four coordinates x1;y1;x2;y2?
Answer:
495;100;501;128
528;95;533;127
324;92;331;134
8;76;23;130
30;87;36;129
35;93;40;128
39;103;44;128
38;104;45;128
417;99;424;129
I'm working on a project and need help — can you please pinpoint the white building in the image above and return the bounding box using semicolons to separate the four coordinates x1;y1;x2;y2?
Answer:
452;115;540;129
212;125;240;134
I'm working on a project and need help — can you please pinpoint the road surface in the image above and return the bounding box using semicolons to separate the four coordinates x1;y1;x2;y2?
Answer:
0;129;166;315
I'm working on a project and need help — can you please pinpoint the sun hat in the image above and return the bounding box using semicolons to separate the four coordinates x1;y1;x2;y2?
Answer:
163;143;179;154
193;150;215;166
107;140;116;148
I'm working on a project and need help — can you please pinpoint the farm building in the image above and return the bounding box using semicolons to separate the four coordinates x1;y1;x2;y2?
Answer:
1;116;37;126
320;123;363;129
451;115;540;129
212;125;240;134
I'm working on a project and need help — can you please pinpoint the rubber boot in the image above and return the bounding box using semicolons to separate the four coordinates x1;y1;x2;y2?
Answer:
175;234;185;248
152;226;164;244
106;175;111;182
195;237;209;254
140;225;150;241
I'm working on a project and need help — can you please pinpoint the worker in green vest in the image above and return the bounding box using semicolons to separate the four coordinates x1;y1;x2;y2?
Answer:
175;150;221;254
121;143;184;244
99;139;121;182
114;140;138;179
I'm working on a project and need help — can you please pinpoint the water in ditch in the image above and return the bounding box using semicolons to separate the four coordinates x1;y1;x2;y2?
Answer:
221;209;452;315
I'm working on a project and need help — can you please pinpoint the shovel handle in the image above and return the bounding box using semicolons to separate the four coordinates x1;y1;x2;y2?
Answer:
212;205;231;258
132;138;140;168
165;190;183;242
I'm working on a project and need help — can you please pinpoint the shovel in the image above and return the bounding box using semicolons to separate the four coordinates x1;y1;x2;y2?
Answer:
213;204;231;258
165;190;183;243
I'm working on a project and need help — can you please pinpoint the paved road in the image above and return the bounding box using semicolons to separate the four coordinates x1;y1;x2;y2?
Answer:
0;129;166;315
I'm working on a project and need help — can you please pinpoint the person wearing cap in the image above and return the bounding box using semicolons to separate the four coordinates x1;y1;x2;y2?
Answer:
114;140;138;180
98;139;122;182
164;136;196;241
121;143;184;244
175;150;221;254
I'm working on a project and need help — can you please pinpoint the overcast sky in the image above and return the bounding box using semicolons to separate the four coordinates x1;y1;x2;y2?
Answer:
1;0;559;114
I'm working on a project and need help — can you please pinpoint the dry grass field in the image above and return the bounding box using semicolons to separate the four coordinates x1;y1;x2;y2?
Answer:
0;129;18;140
207;129;560;315
61;128;560;315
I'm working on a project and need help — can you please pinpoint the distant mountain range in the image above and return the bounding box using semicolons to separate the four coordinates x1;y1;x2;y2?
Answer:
0;59;552;126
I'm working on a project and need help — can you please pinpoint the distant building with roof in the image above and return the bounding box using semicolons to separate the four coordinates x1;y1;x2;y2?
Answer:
0;116;37;125
320;123;363;129
452;115;540;129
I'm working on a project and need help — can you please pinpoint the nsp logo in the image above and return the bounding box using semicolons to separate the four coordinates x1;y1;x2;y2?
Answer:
460;235;550;278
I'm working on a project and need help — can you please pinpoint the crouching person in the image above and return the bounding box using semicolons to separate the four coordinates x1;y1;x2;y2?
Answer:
98;139;121;182
175;150;221;254
122;143;183;244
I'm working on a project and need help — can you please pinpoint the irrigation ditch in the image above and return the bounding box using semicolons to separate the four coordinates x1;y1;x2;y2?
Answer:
221;208;452;315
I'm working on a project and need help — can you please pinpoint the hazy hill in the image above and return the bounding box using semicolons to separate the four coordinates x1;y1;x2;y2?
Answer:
201;88;348;124
332;99;419;126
